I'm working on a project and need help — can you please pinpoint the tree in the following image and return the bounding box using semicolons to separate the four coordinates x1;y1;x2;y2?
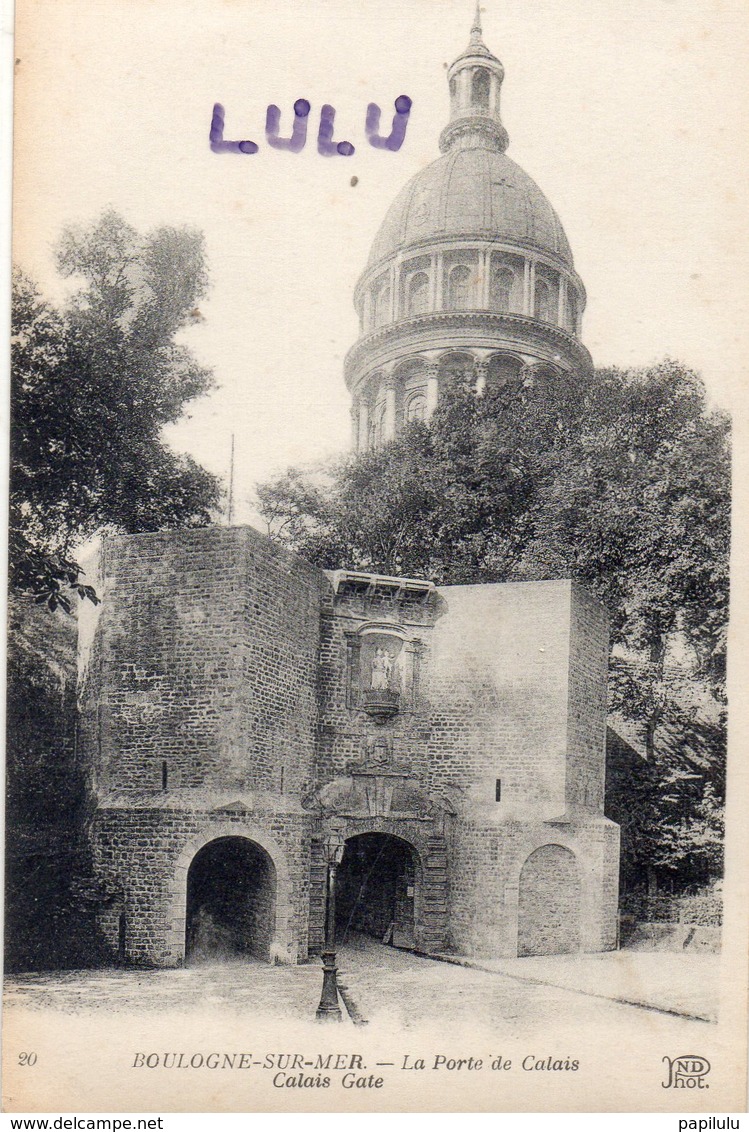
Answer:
257;360;730;891
10;211;222;611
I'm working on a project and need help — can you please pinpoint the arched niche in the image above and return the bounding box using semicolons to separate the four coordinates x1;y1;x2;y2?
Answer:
401;256;431;318
534;267;560;324
393;355;427;384
485;353;523;390
471;67;491;110
358;622;407;699
489;253;524;313
372;276;391;328
394;357;428;427
404;391;427;424
517;844;581;956
446;263;474;310
407;271;430;316
437;350;475;389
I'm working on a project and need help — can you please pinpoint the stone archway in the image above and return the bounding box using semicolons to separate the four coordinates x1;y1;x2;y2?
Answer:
517;844;581;956
165;822;294;966
185;836;276;964
336;832;419;950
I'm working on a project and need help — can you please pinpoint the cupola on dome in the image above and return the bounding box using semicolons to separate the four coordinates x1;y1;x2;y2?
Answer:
367;148;573;270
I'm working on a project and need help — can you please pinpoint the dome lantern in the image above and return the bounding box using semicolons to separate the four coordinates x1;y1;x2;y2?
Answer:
440;5;509;155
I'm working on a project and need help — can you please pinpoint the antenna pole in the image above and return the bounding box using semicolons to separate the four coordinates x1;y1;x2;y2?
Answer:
227;433;235;525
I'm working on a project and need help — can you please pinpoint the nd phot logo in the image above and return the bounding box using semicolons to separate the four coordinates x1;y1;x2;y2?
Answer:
662;1055;711;1089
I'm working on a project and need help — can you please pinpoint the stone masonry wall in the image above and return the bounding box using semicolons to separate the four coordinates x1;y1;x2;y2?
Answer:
565;584;609;812
427;581;573;820
315;585;437;790
80;527;324;798
91;807;312;965
447;816;619;958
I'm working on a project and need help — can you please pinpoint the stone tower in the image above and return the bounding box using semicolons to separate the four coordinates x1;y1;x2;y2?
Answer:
346;8;591;451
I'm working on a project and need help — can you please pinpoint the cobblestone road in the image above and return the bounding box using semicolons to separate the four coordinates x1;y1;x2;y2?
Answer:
4;933;713;1037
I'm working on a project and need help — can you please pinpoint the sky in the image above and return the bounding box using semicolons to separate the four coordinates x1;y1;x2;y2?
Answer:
11;0;749;525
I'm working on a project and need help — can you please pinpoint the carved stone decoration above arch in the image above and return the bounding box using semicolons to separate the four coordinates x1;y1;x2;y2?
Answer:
302;769;456;830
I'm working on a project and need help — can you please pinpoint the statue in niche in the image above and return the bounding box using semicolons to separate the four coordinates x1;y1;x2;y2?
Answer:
370;646;393;691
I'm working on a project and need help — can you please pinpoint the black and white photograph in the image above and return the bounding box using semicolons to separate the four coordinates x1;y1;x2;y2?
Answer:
4;0;748;1114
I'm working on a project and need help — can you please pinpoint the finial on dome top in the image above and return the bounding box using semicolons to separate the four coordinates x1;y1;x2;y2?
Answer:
470;3;483;44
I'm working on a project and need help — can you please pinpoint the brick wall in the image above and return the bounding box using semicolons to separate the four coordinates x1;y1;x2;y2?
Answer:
428;581;574;818
517;844;581;955
91;807;312;965
76;527;619;967
565;584;609;812
80;527;323;798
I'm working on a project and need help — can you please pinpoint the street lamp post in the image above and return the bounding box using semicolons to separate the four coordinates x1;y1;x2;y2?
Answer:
316;823;346;1022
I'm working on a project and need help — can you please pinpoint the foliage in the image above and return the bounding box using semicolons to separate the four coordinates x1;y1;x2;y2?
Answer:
258;360;730;888
11;212;222;611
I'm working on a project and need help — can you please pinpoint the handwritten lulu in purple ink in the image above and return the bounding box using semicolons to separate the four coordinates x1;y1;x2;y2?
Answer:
210;96;412;156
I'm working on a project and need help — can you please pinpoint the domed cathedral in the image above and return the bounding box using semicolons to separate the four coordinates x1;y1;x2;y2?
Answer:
347;7;591;450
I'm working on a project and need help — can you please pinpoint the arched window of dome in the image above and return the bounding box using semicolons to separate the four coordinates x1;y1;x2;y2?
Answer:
490;267;515;313
534;278;553;322
472;68;491;110
567;289;578;333
486;354;522;390
408;272;430;316
438;351;474;391
448;265;474;310
404;393;426;424
374;282;391;327
449;77;457;100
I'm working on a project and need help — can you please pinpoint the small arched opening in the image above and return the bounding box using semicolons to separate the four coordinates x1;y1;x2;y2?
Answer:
517;844;581;957
185;836;276;964
404;392;427;424
472;67;491;110
336;832;420;950
490;266;515;312
485;353;523;391
447;264;474;310
408;271;430;316
534;277;553;322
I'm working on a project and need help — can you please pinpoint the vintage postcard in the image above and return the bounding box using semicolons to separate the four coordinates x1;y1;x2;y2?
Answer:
4;0;748;1115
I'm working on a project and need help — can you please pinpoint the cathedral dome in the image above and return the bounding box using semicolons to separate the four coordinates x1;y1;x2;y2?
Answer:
345;9;592;452
367;148;573;271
